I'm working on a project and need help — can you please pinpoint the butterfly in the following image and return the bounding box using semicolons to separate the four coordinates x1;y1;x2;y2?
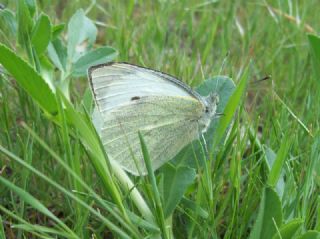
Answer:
88;62;219;175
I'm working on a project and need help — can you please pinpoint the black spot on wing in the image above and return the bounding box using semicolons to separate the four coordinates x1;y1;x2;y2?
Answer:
131;96;141;101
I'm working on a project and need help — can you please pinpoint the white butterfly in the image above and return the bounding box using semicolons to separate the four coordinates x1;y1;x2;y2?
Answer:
89;63;219;175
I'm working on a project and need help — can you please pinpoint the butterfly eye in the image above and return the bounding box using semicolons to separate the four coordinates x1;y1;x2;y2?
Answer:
205;107;209;113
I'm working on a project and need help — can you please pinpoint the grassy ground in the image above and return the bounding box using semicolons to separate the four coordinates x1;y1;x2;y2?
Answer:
0;0;320;238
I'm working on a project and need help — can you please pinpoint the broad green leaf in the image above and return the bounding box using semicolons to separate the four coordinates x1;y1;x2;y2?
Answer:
0;9;17;39
72;46;118;76
31;14;52;55
48;38;67;72
17;0;33;48
67;9;97;62
272;219;303;239
267;135;290;188
249;187;283;239
0;44;57;114
308;34;320;78
161;164;196;218
297;231;320;239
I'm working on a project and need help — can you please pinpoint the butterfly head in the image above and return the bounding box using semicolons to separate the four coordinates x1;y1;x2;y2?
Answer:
199;92;219;133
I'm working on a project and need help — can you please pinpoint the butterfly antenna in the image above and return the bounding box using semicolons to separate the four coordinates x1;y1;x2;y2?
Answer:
218;51;229;75
250;75;271;84
215;52;229;93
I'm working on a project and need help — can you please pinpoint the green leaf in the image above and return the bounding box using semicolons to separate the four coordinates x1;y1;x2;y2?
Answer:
308;34;320;78
296;231;320;239
25;0;37;17
249;187;283;239
72;46;118;76
17;0;33;48
272;219;303;239
267;135;291;188
67;9;97;62
0;44;57;114
52;23;65;40
31;14;52;55
48;38;67;72
161;164;196;218
0;9;17;39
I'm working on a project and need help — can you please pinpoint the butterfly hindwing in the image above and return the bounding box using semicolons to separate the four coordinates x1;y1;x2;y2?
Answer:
100;95;204;175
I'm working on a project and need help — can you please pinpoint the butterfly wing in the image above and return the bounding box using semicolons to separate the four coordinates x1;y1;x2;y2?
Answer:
89;63;206;112
89;63;207;175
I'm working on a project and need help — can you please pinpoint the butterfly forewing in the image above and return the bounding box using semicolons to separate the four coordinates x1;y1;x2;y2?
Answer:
89;63;203;112
89;63;207;175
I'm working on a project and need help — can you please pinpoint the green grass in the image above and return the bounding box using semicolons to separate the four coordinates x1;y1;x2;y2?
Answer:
0;0;320;238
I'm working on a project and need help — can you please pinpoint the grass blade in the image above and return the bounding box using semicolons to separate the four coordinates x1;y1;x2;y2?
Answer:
0;215;5;238
138;132;168;239
210;64;250;154
0;145;134;239
0;176;79;239
267;134;291;188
